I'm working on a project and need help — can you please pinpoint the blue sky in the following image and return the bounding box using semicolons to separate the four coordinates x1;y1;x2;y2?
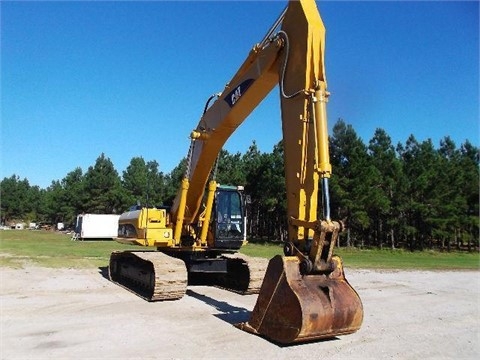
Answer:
2;0;478;189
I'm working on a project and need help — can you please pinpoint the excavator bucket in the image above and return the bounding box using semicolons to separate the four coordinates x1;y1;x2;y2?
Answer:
238;254;363;344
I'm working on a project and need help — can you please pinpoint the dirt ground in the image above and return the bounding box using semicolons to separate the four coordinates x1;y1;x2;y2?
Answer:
1;264;479;359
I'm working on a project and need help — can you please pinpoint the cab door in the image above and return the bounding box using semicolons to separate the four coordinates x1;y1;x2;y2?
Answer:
213;188;245;249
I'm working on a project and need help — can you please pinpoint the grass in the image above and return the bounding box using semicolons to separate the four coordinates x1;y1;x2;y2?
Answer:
335;247;480;270
1;230;478;270
0;230;136;268
240;242;479;270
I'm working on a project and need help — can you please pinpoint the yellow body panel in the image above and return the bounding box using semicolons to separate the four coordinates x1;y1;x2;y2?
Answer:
117;208;174;247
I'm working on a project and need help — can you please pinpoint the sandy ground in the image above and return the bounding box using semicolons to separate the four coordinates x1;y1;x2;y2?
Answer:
1;264;479;360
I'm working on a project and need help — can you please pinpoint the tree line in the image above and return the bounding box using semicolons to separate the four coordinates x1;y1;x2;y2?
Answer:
1;119;478;251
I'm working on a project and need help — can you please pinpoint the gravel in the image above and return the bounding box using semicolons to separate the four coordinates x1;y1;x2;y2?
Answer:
1;265;479;359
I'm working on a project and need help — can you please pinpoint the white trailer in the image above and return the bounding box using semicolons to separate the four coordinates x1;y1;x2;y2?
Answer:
73;214;120;240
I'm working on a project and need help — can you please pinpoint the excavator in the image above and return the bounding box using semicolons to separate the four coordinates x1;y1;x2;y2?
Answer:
109;0;363;344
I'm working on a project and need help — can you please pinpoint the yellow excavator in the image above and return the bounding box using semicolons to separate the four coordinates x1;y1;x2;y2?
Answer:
109;0;363;344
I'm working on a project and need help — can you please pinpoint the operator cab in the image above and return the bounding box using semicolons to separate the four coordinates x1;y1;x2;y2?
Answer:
213;185;246;250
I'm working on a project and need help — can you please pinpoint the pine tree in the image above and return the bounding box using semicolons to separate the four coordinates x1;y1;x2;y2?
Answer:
60;168;85;225
83;153;125;214
0;175;31;224
330;119;372;247
368;128;401;249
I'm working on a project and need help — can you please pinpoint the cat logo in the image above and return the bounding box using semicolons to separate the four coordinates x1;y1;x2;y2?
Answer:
231;86;242;105
224;79;254;107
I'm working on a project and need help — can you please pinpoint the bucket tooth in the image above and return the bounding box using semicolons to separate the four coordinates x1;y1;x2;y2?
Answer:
238;254;363;344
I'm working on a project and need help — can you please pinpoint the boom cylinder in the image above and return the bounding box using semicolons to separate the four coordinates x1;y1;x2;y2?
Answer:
313;82;333;221
199;180;217;245
174;178;190;244
313;83;332;179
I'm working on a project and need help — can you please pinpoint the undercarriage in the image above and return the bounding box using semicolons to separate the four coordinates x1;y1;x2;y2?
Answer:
108;250;268;301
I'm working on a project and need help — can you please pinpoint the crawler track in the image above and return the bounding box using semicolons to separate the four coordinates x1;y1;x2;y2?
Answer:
217;254;269;295
109;251;187;301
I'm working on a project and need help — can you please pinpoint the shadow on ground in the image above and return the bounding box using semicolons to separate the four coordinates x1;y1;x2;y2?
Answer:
186;289;251;324
98;266;109;280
